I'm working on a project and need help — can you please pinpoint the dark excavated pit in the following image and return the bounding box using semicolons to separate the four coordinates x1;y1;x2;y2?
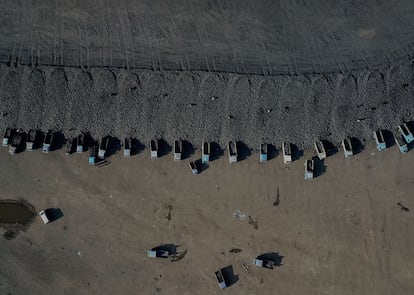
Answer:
0;199;36;239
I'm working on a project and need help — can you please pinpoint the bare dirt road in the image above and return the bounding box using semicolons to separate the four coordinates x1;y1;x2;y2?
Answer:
0;143;413;295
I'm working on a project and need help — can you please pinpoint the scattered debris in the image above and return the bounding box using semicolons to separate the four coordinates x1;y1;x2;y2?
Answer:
171;249;188;262
397;202;410;212
273;186;280;206
165;204;173;221
229;248;242;254
3;230;17;240
248;216;259;230
233;210;247;221
241;262;250;273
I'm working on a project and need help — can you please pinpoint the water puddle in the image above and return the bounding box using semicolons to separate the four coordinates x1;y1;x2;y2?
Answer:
0;199;36;240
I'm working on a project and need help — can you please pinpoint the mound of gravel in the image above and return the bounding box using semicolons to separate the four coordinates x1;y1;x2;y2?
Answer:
0;62;413;150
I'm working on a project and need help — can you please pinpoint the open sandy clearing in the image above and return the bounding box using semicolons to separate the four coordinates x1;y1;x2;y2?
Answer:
0;143;413;295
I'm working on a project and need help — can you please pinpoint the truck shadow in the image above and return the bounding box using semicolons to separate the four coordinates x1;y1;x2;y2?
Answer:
256;252;284;267
321;140;338;157
351;137;364;155
210;142;224;161
43;208;64;223
221;265;239;287
236;141;251;162
267;144;278;161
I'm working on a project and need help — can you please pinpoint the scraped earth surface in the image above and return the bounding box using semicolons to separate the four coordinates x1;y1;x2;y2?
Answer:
1;0;414;74
1;1;414;294
0;144;414;295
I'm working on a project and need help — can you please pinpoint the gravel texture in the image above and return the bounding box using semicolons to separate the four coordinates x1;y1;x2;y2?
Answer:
1;62;413;150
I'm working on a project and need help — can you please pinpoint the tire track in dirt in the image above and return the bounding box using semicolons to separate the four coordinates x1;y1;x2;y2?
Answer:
165;73;201;142
41;68;69;130
349;1;396;63
17;69;45;129
361;71;387;132
304;75;334;143
198;73;227;143
331;74;358;140
255;77;288;142
140;72;169;141
277;76;310;144
386;64;414;122
91;69;118;136
116;71;142;138
220;76;253;143
68;70;93;131
0;67;20;128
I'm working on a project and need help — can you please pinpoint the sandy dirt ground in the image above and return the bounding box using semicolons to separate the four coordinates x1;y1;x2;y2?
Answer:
0;0;413;74
0;142;413;295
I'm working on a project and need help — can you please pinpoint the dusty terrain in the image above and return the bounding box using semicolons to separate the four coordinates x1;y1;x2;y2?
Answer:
1;1;414;294
0;143;413;295
1;0;414;75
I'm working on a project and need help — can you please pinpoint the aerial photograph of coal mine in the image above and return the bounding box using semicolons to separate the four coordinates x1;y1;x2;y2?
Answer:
1;1;414;294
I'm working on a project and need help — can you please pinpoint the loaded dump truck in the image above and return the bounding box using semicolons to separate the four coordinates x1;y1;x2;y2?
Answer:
282;142;292;164
260;143;268;162
202;142;210;163
228;141;237;163
342;138;353;158
314;141;326;160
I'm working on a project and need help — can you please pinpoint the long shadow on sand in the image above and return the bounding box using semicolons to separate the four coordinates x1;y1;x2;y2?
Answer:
256;252;284;267
266;144;278;161
130;138;145;156
321;140;338;157
158;139;172;158
237;141;251;162
221;265;239;287
351;137;364;155
291;143;303;161
210;142;224;161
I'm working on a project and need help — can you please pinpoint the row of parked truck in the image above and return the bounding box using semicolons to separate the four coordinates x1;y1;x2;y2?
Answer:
3;123;413;178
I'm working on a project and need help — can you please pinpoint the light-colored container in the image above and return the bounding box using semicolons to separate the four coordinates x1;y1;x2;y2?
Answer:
398;123;414;143
76;134;84;153
202;142;210;163
8;134;22;156
228;141;237;163
260;143;268;162
174;140;182;161
124;138;131;157
42;131;53;154
98;137;109;159
342;138;353;158
373;130;386;151
215;270;227;289
314;141;326;160
2;128;11;147
39;210;50;224
282;142;292;164
304;159;314;180
395;134;408;153
150;140;158;159
189;161;198;174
